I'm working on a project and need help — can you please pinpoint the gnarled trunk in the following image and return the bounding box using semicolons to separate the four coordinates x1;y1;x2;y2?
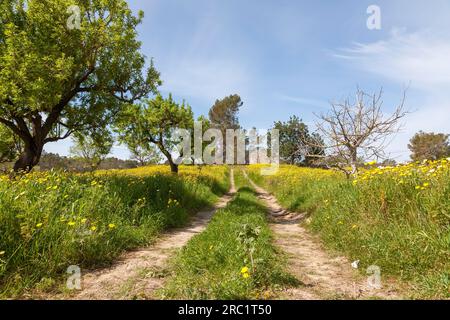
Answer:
169;160;179;174
13;141;43;173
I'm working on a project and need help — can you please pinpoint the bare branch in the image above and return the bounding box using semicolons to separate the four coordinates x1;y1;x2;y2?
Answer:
307;88;409;177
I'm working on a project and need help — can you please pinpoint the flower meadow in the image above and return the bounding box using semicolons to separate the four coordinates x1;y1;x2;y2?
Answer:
0;166;229;297
247;160;450;298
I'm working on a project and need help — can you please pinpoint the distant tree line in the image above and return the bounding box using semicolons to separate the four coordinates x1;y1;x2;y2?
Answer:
1;152;140;173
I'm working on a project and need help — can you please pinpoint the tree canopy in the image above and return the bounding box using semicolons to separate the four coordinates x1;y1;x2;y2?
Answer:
208;94;242;162
408;131;450;161
0;123;20;163
116;94;194;173
273;115;324;166
0;0;160;172
69;128;114;170
208;94;242;131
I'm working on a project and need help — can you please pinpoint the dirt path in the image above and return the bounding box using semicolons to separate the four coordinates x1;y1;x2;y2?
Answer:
62;169;236;300
242;170;401;300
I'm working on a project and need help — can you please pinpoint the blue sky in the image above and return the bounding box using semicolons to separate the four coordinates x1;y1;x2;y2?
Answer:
46;0;450;161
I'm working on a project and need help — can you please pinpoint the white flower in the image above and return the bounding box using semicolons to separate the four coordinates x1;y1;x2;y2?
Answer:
351;260;360;269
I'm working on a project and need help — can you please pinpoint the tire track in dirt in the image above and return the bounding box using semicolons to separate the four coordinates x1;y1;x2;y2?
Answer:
61;169;236;300
242;170;401;300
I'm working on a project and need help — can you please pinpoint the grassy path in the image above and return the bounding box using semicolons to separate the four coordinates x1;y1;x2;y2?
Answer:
242;170;402;300
57;169;237;300
160;170;298;299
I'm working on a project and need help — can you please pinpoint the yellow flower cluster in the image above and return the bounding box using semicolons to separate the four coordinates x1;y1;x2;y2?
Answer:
0;165;228;239
353;158;450;190
241;266;250;279
95;164;229;185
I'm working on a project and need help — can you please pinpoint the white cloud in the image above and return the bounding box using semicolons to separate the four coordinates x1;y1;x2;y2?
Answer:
334;29;450;160
279;95;329;109
334;29;450;91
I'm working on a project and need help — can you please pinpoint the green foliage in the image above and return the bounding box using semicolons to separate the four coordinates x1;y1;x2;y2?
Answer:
162;175;297;300
208;94;242;131
0;166;229;297
70;128;114;170
118;133;163;166
0;0;160;171
0;124;20;163
273;115;324;165
116;94;194;173
38;152;139;172
208;94;243;162
191;115;212;164
408;131;450;161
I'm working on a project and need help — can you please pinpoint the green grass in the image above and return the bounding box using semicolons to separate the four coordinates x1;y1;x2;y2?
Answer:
161;171;298;299
247;164;450;299
0;167;229;298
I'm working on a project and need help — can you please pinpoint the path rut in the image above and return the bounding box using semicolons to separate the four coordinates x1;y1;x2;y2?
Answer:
63;169;236;300
242;170;401;300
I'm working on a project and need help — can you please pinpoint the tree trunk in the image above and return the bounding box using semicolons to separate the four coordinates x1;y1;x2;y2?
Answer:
13;142;43;173
157;142;179;174
350;148;358;175
169;160;179;174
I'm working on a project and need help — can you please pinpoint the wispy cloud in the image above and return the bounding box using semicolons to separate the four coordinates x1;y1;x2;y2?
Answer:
279;95;329;109
334;29;450;160
334;29;450;91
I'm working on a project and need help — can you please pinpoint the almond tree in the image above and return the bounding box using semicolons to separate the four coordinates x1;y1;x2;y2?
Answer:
311;88;407;177
0;0;160;172
116;94;194;174
69;128;113;170
0;123;21;163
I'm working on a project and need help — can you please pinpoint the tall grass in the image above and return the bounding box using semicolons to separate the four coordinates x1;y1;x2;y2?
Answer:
0;166;229;297
247;162;450;299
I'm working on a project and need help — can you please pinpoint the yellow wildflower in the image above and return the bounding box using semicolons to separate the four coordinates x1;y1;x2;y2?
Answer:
241;266;249;274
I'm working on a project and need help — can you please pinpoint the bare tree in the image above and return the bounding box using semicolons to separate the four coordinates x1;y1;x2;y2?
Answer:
309;88;408;178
